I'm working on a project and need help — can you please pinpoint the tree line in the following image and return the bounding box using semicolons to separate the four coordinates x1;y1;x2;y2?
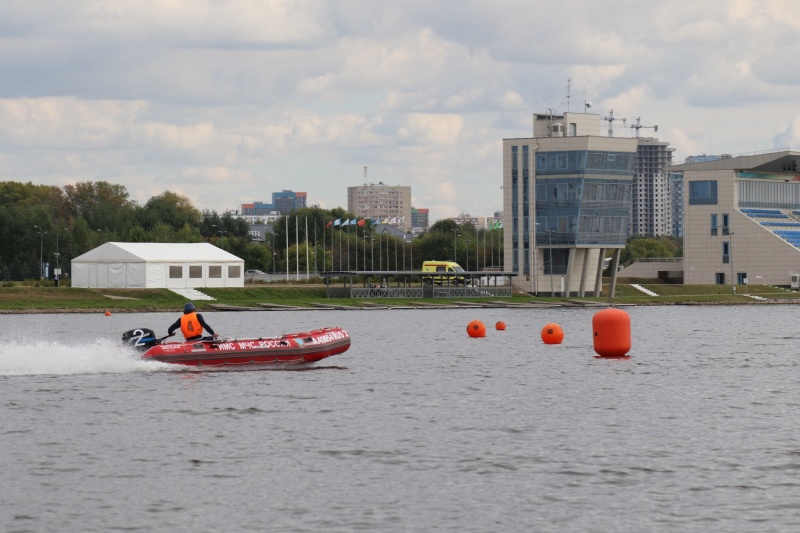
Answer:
0;180;505;281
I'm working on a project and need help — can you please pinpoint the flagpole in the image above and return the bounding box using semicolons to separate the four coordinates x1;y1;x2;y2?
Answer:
346;220;350;271
371;225;374;270
295;215;299;281
305;216;309;280
285;216;289;280
314;219;318;275
323;221;326;272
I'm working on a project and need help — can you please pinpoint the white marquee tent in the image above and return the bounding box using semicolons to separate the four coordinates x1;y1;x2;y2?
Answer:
71;242;245;289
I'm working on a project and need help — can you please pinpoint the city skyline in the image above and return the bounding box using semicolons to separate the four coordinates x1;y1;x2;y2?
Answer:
2;1;798;221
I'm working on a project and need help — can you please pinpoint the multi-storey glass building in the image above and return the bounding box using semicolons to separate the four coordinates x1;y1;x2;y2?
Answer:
503;112;637;296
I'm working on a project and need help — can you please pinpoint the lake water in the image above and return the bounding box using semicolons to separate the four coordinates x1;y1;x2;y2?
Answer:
2;305;800;532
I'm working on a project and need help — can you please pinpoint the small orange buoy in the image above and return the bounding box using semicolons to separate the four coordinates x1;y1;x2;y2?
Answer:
495;321;506;331
104;310;111;316
541;323;564;344
467;320;486;338
593;308;631;357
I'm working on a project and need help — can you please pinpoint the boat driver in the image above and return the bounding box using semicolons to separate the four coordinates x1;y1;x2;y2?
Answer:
168;302;219;341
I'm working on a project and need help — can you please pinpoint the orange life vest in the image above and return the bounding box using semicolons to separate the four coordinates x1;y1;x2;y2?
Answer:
180;312;203;339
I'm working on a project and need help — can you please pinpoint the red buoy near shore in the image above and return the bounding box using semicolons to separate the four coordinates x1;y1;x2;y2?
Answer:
495;321;506;331
593;308;631;357
541;323;564;344
467;320;486;338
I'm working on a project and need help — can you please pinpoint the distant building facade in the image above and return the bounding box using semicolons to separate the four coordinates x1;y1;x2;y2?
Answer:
411;207;429;234
347;182;411;232
242;190;307;217
503;111;637;296
669;149;800;287
631;137;675;236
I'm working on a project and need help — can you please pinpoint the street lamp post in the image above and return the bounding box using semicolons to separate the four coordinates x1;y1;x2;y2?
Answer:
453;229;458;263
212;224;225;251
54;228;65;287
33;225;46;279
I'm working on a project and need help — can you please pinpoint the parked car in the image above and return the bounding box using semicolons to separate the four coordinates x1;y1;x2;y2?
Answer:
246;269;266;275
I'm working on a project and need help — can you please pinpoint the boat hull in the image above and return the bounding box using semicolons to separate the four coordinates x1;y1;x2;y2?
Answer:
141;326;350;367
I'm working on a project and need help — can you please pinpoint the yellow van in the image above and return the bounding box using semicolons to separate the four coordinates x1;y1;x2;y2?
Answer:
422;260;469;285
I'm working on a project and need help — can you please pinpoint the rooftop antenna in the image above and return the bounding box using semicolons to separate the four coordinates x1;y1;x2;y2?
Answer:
630;117;659;138
584;101;592;114
603;109;627;137
565;78;571;112
364;165;367;186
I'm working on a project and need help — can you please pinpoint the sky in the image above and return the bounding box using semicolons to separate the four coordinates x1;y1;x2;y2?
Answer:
2;0;800;222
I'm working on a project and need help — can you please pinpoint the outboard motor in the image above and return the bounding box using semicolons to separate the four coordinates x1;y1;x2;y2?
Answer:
122;328;160;351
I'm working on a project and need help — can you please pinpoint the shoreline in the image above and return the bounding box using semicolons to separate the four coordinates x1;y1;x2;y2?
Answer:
4;297;800;315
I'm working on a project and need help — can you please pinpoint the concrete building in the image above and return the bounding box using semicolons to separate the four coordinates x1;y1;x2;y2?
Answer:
347;182;411;232
631;138;675;236
669;149;800;288
503;111;637;296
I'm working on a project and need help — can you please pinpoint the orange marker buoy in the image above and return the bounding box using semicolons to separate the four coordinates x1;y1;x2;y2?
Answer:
541;323;564;344
467;320;486;338
495;321;506;331
104;310;111;316
593;308;631;357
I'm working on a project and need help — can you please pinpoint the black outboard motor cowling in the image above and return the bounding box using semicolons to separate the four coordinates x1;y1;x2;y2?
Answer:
122;328;160;351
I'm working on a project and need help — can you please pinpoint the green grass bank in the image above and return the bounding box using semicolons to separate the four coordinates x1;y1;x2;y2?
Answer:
2;281;800;313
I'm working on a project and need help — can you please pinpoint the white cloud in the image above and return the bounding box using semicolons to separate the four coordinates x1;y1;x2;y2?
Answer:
1;0;800;220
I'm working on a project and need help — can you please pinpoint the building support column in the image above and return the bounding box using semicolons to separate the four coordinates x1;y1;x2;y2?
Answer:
564;248;576;297
594;247;606;296
578;248;590;297
609;248;622;298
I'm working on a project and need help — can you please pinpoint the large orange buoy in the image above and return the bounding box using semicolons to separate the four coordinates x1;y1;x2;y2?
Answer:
467;320;486;338
541;323;564;344
593;308;631;357
104;310;112;317
495;321;506;331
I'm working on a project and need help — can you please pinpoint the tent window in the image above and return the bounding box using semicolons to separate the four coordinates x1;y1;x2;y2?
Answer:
228;265;241;278
209;266;222;278
169;266;183;278
189;266;202;278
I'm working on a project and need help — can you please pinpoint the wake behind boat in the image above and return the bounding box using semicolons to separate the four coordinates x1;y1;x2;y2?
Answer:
122;326;350;367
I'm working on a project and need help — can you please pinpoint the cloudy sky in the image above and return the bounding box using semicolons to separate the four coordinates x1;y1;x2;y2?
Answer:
2;0;799;221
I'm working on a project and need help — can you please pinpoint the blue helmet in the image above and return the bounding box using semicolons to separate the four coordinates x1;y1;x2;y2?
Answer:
184;302;196;313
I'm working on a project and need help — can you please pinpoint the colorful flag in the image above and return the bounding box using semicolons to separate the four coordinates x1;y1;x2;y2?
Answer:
357;219;366;227
334;218;341;226
371;219;379;227
398;216;404;223
342;219;350;226
390;217;397;224
326;220;333;228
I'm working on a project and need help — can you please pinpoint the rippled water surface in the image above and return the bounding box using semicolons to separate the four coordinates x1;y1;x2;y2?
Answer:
3;306;800;532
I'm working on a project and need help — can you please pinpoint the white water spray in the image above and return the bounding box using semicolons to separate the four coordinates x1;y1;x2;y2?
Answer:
0;337;174;376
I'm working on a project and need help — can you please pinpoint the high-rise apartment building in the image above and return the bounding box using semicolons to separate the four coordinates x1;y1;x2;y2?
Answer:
631;138;675;236
347;182;411;232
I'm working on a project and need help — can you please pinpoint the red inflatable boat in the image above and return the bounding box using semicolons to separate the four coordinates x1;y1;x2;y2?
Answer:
122;326;350;367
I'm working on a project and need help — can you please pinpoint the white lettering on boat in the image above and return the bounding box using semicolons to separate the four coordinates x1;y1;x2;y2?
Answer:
311;330;348;344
